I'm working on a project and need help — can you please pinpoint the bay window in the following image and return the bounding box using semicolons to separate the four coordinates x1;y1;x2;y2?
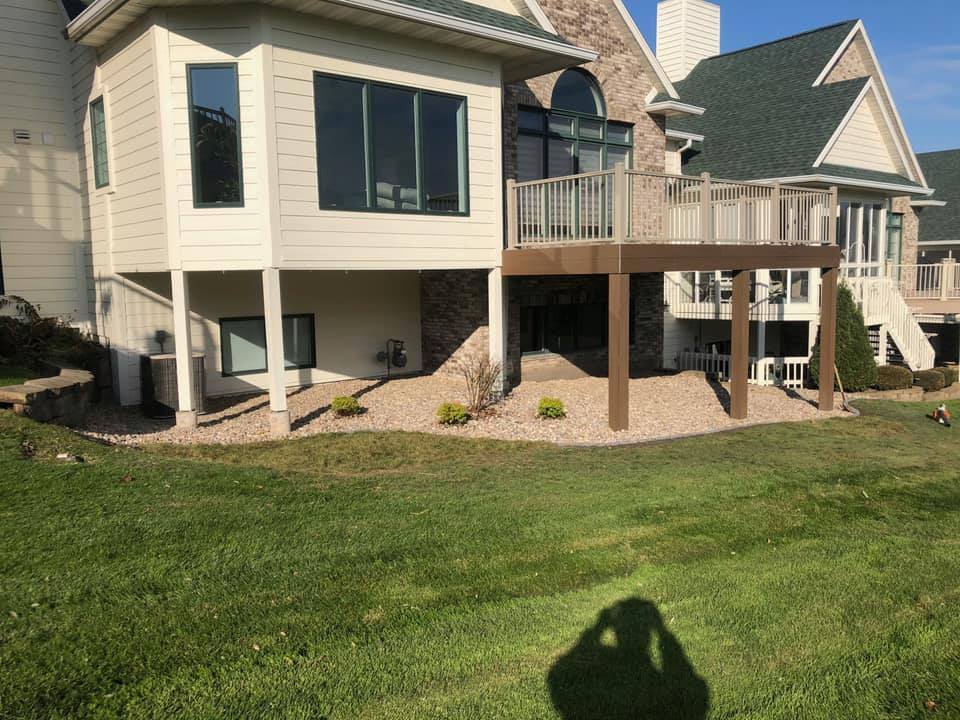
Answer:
314;73;468;214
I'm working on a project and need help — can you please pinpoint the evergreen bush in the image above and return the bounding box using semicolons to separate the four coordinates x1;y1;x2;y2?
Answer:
810;284;878;392
915;370;945;392
330;396;362;417
874;365;913;391
934;366;958;387
537;397;566;420
437;402;470;426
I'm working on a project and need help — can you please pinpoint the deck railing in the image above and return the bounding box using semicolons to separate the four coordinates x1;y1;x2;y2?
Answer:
888;259;960;301
676;351;809;390
507;166;837;249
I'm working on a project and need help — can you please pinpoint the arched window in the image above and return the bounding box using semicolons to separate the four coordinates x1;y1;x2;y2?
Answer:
551;69;606;117
517;70;632;182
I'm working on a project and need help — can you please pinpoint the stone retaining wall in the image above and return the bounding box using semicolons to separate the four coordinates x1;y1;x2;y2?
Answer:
0;362;96;425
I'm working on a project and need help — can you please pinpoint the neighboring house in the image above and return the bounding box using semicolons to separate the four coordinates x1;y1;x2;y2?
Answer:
653;1;939;372
914;149;960;262
0;0;849;434
0;0;88;321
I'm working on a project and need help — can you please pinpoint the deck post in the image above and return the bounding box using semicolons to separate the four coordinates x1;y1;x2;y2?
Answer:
608;273;630;431
506;179;518;249
819;266;839;411
828;186;839;246
699;172;712;242
488;267;508;394
171;269;197;428
613;163;628;243
940;258;955;301
262;267;290;436
730;269;750;419
770;182;781;242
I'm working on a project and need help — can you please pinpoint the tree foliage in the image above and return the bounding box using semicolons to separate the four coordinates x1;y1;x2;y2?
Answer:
810;283;878;392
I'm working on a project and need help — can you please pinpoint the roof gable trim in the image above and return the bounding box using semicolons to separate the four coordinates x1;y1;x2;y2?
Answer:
813;78;914;180
812;20;926;185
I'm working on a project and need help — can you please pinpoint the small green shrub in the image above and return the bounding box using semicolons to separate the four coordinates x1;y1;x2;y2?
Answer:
874;365;913;391
437;402;470;426
915;370;945;393
330;396;362;417
537;397;566;419
934;366;958;387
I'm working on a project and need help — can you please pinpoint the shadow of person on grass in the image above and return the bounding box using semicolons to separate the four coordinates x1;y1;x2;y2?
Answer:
548;598;709;720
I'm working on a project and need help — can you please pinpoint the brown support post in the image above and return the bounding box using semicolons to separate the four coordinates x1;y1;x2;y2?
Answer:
730;269;750;419
608;273;630;431
819;266;839;411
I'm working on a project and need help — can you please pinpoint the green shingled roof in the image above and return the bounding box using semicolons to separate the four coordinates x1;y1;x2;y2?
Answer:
665;20;923;190
387;0;571;44
917;149;960;243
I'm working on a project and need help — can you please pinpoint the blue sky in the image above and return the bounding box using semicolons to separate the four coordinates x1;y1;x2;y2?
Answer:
624;0;960;153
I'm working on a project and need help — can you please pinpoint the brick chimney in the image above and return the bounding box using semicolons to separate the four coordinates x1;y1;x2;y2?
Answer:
656;0;721;82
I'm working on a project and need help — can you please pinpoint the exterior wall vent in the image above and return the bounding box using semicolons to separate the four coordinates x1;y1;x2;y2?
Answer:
13;129;31;144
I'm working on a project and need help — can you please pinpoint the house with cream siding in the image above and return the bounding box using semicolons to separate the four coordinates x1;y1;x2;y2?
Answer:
0;0;872;434
652;1;947;373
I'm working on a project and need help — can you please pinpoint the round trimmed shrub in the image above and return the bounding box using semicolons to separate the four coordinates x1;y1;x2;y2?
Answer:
537;397;566;420
915;369;945;392
810;284;878;392
875;365;913;391
934;366;958;387
331;396;362;417
437;402;470;426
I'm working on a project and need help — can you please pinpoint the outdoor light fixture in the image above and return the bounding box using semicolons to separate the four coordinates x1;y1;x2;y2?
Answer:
376;339;407;378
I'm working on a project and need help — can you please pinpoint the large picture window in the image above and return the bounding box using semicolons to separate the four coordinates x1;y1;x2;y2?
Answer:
838;202;885;277
220;314;316;376
90;97;110;189
188;64;243;207
314;73;468;214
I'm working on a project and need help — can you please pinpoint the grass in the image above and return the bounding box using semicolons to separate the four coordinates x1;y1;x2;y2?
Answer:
0;401;958;719
0;362;35;387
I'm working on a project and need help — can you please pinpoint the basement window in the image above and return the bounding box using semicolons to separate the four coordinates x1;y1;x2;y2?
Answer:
220;314;316;376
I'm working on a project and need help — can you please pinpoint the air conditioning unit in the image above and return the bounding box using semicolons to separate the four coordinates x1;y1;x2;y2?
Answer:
140;353;206;418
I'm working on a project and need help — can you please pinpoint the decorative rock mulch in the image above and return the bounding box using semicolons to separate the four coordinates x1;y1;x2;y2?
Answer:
78;372;845;447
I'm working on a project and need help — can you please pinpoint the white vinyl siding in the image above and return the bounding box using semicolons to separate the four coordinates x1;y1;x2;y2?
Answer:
824;91;906;176
166;9;264;270
0;0;87;320
111;269;423;404
656;0;720;83
270;12;503;270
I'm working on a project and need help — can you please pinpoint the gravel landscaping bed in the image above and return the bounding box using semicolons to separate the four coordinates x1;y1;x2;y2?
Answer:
79;371;844;446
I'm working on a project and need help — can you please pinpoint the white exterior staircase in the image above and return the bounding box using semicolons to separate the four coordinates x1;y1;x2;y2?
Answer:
846;276;935;371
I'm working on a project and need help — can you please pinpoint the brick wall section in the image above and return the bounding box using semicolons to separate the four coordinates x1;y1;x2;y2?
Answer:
893;196;920;266
502;0;667;181
824;34;869;84
420;270;490;376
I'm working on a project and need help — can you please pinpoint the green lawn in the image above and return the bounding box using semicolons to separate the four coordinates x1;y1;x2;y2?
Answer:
0;362;34;387
1;402;958;719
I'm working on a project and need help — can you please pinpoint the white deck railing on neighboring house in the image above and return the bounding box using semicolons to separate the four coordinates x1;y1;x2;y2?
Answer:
507;167;836;249
675;351;809;390
888;260;960;301
663;272;819;321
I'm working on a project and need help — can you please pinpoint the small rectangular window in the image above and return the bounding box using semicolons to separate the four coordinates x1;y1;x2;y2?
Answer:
315;75;368;209
372;85;418;210
220;314;316;376
90;97;109;188
188;64;243;207
421;93;466;213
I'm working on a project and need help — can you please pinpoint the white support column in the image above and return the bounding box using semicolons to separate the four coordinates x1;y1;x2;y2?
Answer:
262;267;290;436
171;270;196;428
807;320;819;358
488;267;508;394
756;320;767;359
